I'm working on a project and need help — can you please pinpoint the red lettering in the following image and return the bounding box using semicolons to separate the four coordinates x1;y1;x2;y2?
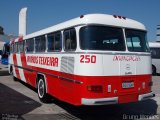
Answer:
38;56;58;67
80;55;96;63
85;55;90;63
80;55;85;63
50;57;55;66
55;58;58;67
113;55;141;62
27;56;38;64
91;55;96;63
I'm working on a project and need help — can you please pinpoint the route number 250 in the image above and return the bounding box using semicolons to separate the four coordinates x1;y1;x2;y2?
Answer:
80;55;96;63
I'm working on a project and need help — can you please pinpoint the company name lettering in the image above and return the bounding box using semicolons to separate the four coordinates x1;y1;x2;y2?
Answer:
27;56;58;67
113;55;141;61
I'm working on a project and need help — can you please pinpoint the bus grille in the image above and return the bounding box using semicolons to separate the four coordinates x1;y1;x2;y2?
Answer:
61;56;75;74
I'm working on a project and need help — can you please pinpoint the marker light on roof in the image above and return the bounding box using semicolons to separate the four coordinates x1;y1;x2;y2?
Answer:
113;15;126;20
122;16;126;20
118;16;122;19
80;15;84;18
113;15;117;18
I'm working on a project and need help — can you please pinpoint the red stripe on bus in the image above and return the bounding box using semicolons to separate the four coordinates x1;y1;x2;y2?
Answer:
13;54;20;79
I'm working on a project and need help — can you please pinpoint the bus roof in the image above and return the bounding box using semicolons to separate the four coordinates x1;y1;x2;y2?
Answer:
149;42;160;48
24;13;146;40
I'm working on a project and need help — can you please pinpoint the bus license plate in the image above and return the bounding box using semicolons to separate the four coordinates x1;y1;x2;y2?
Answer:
122;82;134;88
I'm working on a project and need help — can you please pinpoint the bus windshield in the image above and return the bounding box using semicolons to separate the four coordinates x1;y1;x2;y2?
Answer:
125;29;149;52
80;26;149;52
80;26;125;51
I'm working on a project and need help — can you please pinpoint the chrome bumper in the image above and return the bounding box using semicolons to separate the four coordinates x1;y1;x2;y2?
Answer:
138;92;155;101
81;97;118;105
81;92;155;105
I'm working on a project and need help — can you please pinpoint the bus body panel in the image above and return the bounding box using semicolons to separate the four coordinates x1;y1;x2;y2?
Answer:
23;14;146;40
10;52;152;105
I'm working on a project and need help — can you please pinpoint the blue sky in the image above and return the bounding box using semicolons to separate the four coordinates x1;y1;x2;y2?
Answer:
0;0;160;41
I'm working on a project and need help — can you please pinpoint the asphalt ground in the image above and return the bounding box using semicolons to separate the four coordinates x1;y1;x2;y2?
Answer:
0;63;9;76
0;64;160;120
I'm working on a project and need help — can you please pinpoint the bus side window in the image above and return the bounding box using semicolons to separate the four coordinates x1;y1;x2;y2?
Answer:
47;31;62;52
64;28;77;51
10;44;12;53
150;48;160;59
12;44;14;53
14;43;17;53
47;33;55;51
19;41;23;53
22;40;25;52
11;44;13;53
55;32;61;51
26;38;34;52
18;42;20;53
15;42;19;53
35;35;46;52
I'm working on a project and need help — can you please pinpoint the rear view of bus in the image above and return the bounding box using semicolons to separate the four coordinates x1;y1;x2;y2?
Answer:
9;12;155;106
77;14;155;105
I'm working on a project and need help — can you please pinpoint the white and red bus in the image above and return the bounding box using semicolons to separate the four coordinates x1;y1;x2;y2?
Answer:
9;13;155;105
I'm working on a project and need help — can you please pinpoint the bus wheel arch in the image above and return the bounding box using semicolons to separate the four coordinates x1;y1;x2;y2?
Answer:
36;73;50;103
152;65;156;75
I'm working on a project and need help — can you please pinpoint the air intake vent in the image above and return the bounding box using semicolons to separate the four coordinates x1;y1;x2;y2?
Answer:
61;56;75;74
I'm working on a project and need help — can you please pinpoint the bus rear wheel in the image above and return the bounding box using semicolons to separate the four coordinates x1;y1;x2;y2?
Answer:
37;76;50;103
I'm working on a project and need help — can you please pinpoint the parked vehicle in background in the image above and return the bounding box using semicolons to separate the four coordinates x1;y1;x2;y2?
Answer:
149;42;160;75
0;49;2;61
1;42;9;65
0;42;5;62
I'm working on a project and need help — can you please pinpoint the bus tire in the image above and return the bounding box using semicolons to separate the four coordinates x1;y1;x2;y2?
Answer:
10;66;13;75
13;76;18;81
152;65;156;76
10;67;18;81
37;76;50;103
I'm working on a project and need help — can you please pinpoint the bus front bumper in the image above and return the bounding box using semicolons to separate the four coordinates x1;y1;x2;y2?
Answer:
81;92;155;105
